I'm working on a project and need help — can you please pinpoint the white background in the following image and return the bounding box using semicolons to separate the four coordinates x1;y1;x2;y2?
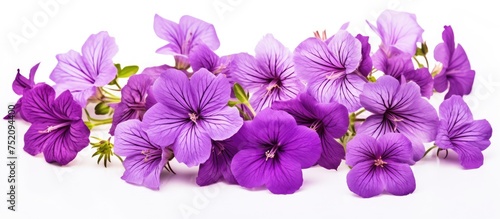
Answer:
1;0;499;219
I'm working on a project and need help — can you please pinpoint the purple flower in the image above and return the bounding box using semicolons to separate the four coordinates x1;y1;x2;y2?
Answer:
6;63;40;121
272;93;348;170
435;96;492;169
196;139;238;186
367;10;424;56
356;34;373;77
373;49;414;79
403;68;434;99
189;44;233;78
50;31;118;107
374;51;434;98
358;76;439;162
21;84;90;165
109;74;156;135
114;119;174;190
13;63;39;95
294;30;365;112
232;34;304;112
154;14;220;69
433;26;475;99
346;133;416;198
143;68;243;167
230;109;322;194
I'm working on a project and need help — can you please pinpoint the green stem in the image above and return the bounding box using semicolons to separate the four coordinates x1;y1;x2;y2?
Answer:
244;102;257;118
423;55;430;68
413;56;423;67
99;87;120;99
91;118;113;126
355;108;366;117
115;82;122;90
422;145;438;158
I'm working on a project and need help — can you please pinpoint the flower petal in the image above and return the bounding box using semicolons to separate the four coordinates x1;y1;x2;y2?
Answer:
231;148;268;188
114;120;161;157
360;75;400;114
294;37;338;82
373;49;414;79
199;107;243;141
371;10;424;55
21;84;58;122
318;132;345;170
355;34;373;77
254;34;294;79
189;44;220;72
52;90;83;121
345;134;378;167
330;73;366;112
190;68;231;114
81;31;118;87
346;161;384;198
402;68;434;99
109;104;140;136
153;14;181;54
377;133;413;164
327;30;362;73
381;163;416;196
174;123;212;167
231;52;268;90
42;120;90;165
152;68;192;112
356;114;394;139
196;140;238;186
438;95;473;127
121;153;165;190
179;15;220;51
279;125;322;168
142;103;186;147
50;50;95;90
453;145;484;169
266;160;303;194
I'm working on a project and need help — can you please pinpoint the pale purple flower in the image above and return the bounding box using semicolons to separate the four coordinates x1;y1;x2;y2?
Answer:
435;96;492;169
22;84;90;165
232;34;304;112
358;76;439;162
433;26;475;99
196;140;238;186
346;133;416;198
143;68;243;167
50;31;118;107
272;93;348;170
230;109;322;194
109;74;156;135
294;30;365;112
154;14;220;69
114;119;174;190
367;10;424;56
6;63;40;121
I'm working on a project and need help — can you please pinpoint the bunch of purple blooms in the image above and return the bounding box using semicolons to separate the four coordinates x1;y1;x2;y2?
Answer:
10;10;492;197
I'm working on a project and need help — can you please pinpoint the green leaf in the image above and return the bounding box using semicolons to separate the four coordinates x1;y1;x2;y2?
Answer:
94;102;111;115
115;63;122;71
117;65;139;78
233;83;248;103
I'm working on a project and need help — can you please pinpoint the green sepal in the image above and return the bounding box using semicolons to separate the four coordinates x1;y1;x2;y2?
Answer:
233;83;248;103
117;65;139;78
94;102;111;115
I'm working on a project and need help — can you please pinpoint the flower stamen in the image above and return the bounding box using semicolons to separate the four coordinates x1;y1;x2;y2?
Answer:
38;122;72;134
374;157;387;167
189;112;198;124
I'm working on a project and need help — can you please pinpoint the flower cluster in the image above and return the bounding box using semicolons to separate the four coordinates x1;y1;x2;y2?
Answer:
11;10;492;196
